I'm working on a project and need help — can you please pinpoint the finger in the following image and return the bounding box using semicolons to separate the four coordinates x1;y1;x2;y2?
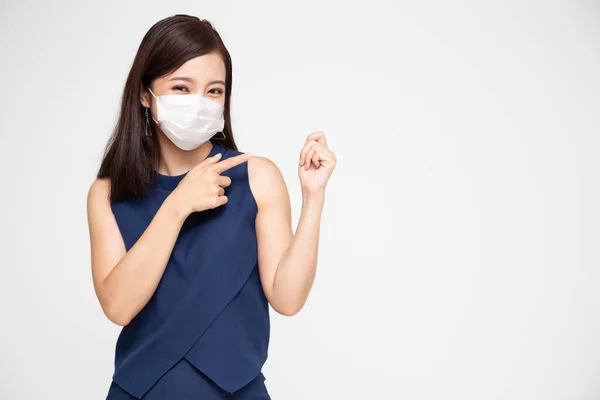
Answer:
215;195;228;207
305;131;327;148
211;152;252;174
311;150;324;169
193;152;222;170
299;140;318;166
217;186;225;196
217;175;232;188
302;141;328;168
310;148;328;169
316;147;335;162
313;148;333;168
303;147;319;170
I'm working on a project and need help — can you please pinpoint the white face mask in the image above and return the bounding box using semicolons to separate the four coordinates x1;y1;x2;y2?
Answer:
147;87;225;151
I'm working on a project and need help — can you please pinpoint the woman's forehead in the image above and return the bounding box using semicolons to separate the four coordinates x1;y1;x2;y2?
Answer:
163;53;225;84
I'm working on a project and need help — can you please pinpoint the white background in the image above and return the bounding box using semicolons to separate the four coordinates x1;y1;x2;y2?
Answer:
0;0;599;399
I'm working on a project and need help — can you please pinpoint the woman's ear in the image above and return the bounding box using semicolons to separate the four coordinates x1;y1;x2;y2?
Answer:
140;85;151;108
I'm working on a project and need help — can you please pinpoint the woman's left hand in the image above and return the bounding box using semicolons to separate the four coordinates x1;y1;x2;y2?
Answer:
298;131;337;197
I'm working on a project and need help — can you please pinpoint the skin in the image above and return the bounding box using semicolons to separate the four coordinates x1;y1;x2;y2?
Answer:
87;52;337;326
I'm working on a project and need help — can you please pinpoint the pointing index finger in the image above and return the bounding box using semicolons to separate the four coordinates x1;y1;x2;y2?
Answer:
211;152;252;174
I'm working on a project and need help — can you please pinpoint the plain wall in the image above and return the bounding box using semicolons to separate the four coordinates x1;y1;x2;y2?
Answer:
0;0;599;399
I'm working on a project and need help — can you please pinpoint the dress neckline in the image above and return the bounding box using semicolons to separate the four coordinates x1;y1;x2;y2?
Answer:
155;142;224;191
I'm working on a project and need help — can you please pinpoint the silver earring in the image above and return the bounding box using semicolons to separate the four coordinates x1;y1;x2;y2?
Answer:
214;131;226;140
145;108;151;137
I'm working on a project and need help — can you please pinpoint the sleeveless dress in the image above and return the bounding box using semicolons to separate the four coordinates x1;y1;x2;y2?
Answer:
105;142;271;399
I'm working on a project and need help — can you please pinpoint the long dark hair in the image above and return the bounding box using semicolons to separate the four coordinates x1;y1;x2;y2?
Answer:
97;14;238;203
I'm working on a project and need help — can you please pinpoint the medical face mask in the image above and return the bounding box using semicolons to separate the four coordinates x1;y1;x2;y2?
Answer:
147;87;225;151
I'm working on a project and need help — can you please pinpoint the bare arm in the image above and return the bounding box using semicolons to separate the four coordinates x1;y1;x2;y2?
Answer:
87;178;187;326
250;132;335;316
249;156;324;316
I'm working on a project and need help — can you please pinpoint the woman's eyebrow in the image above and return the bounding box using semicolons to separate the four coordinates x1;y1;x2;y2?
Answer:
168;77;225;86
168;76;195;83
207;79;225;86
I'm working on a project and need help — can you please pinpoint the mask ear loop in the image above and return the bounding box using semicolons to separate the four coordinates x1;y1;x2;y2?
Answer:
214;130;226;140
145;86;157;137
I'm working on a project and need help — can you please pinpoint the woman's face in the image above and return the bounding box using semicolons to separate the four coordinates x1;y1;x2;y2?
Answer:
141;51;226;116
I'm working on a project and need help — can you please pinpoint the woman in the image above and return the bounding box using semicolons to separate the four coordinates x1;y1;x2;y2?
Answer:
86;14;336;400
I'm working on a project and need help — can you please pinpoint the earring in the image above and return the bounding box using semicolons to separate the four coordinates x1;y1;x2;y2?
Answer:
145;108;151;137
214;131;226;140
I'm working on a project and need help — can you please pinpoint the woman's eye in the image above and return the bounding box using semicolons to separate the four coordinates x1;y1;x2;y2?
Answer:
173;86;189;92
209;88;224;95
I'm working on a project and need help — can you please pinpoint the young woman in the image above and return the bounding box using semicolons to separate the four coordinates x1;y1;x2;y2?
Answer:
86;14;336;400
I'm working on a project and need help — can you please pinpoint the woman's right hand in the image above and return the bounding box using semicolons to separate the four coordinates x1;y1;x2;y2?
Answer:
171;151;252;216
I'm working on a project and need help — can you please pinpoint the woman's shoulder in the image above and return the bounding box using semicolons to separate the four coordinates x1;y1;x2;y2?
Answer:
87;177;111;211
88;177;110;198
246;154;280;181
246;154;288;210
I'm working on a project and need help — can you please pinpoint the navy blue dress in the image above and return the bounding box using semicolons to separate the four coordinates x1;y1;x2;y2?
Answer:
105;142;271;399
